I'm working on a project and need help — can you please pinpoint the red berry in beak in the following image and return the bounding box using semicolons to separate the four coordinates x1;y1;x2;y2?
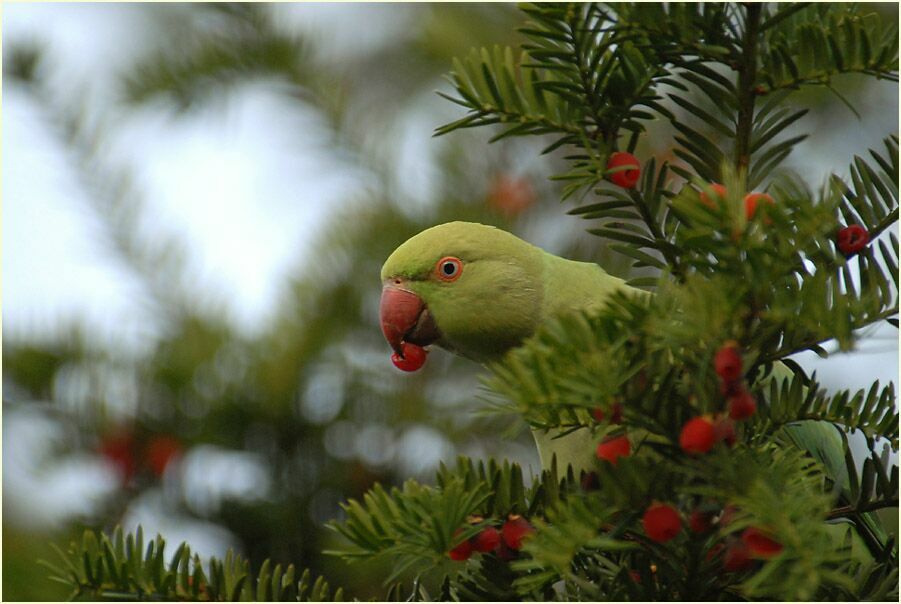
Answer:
642;503;682;543
607;152;641;188
390;342;427;372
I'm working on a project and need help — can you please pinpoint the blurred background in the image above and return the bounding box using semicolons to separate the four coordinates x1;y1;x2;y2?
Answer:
2;3;898;600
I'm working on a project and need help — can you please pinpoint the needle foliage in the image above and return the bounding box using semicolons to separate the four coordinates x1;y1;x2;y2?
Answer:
36;2;899;601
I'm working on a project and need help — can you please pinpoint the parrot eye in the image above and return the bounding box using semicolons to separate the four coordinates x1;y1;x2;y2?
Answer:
436;256;463;282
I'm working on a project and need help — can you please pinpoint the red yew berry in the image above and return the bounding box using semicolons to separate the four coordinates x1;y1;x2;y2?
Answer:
744;192;774;221
700;183;727;207
723;539;753;572
501;515;534;550
679;416;716;455
837;224;870;257
390;342;427;372
741;527;784;558
448;529;473;561
607;152;641;188
689;508;717;533
714;342;742;382
596;434;631;464
642;503;682;543
487;174;535;217
146;435;183;477
471;526;501;553
728;390;757;420
629;569;641;583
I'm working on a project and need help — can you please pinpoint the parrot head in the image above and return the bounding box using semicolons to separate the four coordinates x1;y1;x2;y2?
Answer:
380;222;543;366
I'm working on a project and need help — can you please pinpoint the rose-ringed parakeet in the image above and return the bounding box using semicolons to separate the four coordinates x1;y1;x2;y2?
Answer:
379;221;642;473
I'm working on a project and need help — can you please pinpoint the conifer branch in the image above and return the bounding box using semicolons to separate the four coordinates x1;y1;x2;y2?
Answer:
759;3;814;33
734;3;762;173
41;527;344;602
757;306;899;365
827;498;900;520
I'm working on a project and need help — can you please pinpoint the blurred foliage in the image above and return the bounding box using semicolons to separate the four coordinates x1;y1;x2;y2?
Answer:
3;527;73;601
1;4;578;601
2;2;898;602
42;526;343;601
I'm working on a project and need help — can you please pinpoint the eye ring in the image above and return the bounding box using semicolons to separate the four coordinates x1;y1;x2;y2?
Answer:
435;256;463;282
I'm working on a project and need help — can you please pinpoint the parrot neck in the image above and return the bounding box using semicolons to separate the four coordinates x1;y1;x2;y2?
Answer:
538;253;631;319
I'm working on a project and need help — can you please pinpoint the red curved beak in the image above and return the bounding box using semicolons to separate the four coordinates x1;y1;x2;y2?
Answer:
380;286;424;355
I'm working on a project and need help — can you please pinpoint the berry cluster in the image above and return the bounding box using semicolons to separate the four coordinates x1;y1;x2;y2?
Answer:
695;181;873;257
715;341;757;418
448;514;534;562
640;500;783;573
99;430;184;485
577;256;801;579
674;342;754;457
705;509;784;572
641;344;784;568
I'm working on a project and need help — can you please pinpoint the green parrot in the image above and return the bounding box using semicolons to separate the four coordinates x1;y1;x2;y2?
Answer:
379;221;640;474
